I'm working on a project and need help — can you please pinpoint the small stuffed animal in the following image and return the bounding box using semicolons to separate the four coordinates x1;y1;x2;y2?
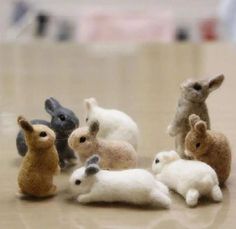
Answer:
167;74;224;157
70;155;171;208
17;116;60;198
84;98;139;150
152;150;223;207
185;114;231;185
68;120;137;170
16;97;79;168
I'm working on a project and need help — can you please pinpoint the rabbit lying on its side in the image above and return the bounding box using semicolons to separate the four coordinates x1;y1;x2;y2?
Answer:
152;150;222;207
70;155;171;208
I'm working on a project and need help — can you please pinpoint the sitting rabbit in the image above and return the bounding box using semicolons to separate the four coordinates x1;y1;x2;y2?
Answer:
152;150;223;207
68;120;137;170
84;98;139;150
167;74;224;157
185;114;231;185
16;97;79;168
69;155;171;208
17;116;60;198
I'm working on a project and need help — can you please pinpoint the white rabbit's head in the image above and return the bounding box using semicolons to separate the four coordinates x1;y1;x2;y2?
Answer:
180;74;224;103
69;155;100;195
152;151;180;174
68;121;100;156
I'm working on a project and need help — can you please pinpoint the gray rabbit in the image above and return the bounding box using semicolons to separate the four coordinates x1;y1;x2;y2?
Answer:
16;97;79;168
167;74;224;157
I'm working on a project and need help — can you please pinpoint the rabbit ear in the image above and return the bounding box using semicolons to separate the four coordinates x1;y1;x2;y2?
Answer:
85;164;100;176
194;121;207;135
45;97;61;115
85;154;100;167
84;98;98;111
89;120;99;136
162;151;179;162
189;114;201;129
17;116;33;132
208;74;224;93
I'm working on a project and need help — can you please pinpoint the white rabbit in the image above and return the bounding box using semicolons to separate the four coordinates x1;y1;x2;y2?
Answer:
70;155;171;208
84;98;139;150
152;150;223;207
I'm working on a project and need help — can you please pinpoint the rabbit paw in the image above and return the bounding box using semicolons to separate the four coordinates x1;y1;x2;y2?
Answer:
167;125;176;137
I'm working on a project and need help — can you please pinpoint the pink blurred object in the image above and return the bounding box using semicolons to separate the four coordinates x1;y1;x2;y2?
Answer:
77;9;175;42
199;18;218;41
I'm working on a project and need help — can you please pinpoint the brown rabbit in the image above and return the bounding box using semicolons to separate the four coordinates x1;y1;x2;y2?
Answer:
185;114;231;185
68;120;137;170
167;74;224;157
17;116;60;198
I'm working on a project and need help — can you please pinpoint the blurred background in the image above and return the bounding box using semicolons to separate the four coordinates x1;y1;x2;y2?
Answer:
1;0;236;43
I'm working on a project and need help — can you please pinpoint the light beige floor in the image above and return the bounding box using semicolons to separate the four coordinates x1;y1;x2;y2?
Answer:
0;42;235;229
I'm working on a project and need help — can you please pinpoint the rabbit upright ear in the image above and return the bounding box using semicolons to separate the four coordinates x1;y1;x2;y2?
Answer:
17;116;33;132
45;97;61;115
85;154;100;167
89;120;99;136
84;98;98;111
194;121;207;135
208;74;224;93
85;164;100;176
189;114;201;129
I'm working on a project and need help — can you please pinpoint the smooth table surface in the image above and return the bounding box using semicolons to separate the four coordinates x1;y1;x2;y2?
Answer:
0;43;235;229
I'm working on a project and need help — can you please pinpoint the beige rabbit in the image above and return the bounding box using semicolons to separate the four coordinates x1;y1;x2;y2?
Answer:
68;120;137;170
185;114;231;185
167;74;224;157
17;116;60;198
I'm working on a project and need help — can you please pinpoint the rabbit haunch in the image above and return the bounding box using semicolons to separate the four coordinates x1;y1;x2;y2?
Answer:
68;120;137;170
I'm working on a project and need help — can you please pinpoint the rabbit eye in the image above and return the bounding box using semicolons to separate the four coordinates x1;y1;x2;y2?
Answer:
80;136;86;143
155;158;160;164
59;114;66;121
85;118;88;122
193;83;202;91
39;131;47;137
75;179;81;185
196;142;201;148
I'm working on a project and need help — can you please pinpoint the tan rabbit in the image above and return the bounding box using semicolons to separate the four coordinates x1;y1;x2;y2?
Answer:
68;120;137;170
185;114;231;185
17;116;60;198
167;74;224;157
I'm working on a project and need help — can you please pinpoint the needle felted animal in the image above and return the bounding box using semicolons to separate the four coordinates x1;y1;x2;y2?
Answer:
16;97;79;168
167;74;224;157
185;114;231;185
68;120;137;170
17;116;60;198
152;150;222;207
84;98;139;150
70;155;171;208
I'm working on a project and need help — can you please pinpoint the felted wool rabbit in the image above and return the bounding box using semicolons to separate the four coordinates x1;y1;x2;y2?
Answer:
185;114;231;185
16;97;79;168
167;74;224;157
17;116;60;198
152;150;223;207
68;120;137;170
69;155;171;208
84;98;139;150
